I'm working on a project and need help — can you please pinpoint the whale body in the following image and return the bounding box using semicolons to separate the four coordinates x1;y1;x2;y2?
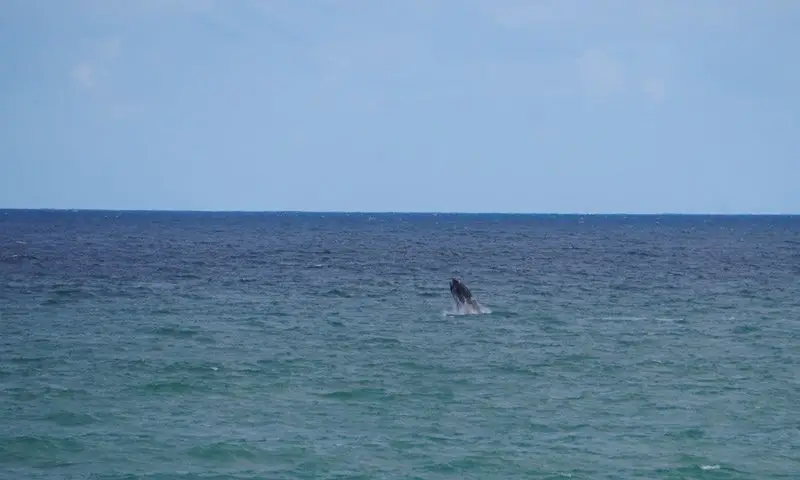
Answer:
449;277;482;313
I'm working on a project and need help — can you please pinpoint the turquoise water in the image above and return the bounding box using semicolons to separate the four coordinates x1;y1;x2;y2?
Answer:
1;211;798;479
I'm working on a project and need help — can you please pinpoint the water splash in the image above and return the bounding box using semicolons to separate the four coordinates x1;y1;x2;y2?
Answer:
442;300;492;316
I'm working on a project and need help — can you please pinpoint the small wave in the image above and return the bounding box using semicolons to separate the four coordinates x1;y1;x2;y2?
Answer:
163;360;223;375
119;359;222;377
142;380;208;394
626;249;659;258
654;317;685;323
9;355;49;364
1;253;37;262
418;291;441;298
6;384;89;401
0;435;85;462
482;309;517;318
40;285;96;305
360;335;402;345
700;464;720;470
666;428;705;439
44;411;96;427
325;288;352;298
152;326;201;338
150;307;175;315
732;325;760;334
318;387;388;400
187;442;258;462
598;316;647;321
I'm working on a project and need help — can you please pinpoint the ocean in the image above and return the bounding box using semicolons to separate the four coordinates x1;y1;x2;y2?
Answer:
1;210;798;479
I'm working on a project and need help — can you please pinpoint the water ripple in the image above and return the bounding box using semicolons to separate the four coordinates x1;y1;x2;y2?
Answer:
1;211;798;479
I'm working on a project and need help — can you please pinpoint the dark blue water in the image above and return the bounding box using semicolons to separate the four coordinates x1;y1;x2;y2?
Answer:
1;210;798;479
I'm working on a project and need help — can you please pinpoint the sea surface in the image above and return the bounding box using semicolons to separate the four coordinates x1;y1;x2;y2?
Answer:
1;210;798;479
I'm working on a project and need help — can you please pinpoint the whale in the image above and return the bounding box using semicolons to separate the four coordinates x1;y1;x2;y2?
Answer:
449;277;482;313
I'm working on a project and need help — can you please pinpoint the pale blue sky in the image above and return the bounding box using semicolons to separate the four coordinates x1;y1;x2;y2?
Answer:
1;0;798;214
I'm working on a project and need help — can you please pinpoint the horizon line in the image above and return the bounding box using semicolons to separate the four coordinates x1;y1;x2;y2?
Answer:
1;207;798;216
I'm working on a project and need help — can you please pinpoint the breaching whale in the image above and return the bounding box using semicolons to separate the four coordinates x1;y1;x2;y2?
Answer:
449;277;482;313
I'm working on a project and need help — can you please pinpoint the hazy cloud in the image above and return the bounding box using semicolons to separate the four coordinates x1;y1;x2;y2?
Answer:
70;63;100;89
642;78;667;103
77;0;217;18
575;48;624;100
69;37;120;90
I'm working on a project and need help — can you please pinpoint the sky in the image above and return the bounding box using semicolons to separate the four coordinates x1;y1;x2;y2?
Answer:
1;0;798;214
